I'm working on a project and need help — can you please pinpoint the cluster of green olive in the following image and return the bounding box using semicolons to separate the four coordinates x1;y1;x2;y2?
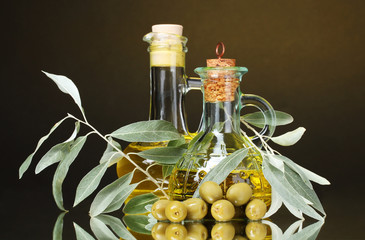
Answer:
151;181;267;223
151;221;268;240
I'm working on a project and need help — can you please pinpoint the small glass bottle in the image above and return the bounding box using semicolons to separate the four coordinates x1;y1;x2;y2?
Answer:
116;24;201;199
168;43;276;206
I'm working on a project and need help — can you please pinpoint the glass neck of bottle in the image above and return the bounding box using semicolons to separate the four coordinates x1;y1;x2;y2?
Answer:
144;33;189;135
202;79;241;135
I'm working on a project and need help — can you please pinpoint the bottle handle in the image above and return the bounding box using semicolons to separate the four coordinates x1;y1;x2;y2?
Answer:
241;94;276;144
186;77;202;91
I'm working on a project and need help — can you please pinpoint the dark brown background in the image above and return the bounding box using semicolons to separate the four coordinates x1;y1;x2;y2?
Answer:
2;0;365;239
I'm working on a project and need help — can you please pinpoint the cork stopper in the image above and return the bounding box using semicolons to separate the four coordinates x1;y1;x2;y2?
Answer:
152;24;183;36
206;42;236;67
204;42;239;102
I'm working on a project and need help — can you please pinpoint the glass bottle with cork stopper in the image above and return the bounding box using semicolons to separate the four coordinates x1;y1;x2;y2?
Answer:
116;24;202;199
168;42;276;206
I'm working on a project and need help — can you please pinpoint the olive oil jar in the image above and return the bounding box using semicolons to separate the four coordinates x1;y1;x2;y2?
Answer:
168;44;276;206
116;25;201;199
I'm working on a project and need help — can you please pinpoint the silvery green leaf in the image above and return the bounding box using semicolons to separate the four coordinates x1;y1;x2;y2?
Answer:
296;165;331;185
123;215;151;235
110;120;181;142
263;158;323;221
99;151;123;167
162;165;174;178
285;202;304;219
35;142;70;174
136;147;186;165
90;217;118;240
283;220;304;239
192;148;249;198
104;137;121;153
42;71;84;114
287;221;324;240
73;222;95;240
270;155;312;189
36;121;80;174
145;204;153;212
90;172;134;217
263;189;283;218
52;135;88;211
102;183;138;214
284;165;325;215
145;223;155;231
63;121;80;143
19;116;69;179
95;215;136;240
73;160;109;207
53;212;66;240
187;131;204;149
168;137;186;147
147;213;157;224
271;127;306;146
123;193;159;214
241;111;293;128
265;154;284;172
262;220;283;240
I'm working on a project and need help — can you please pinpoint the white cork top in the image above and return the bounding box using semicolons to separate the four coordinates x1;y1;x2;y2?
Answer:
152;24;183;36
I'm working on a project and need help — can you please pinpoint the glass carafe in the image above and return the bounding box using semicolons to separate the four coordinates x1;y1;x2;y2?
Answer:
116;25;201;199
168;59;276;206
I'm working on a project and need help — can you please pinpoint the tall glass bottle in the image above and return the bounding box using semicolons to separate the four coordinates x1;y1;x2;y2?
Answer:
116;24;201;199
168;48;276;206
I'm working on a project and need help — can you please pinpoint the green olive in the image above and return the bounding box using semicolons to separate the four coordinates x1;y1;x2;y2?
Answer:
211;223;235;240
152;200;171;220
233;235;248;240
165;201;188;222
211;200;235;221
199;181;223;204
152;222;169;240
226;183;252;207
245;199;267;220
245;222;267;240
186;222;208;240
183;198;208;220
165;224;188;240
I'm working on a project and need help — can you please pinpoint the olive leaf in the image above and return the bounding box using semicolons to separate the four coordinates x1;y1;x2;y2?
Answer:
123;215;151;235
90;217;118;240
35;121;80;174
136;147;186;165
52;135;88;211
73;222;95;240
73;160;109;207
284;165;325;215
35;142;70;174
263;158;323;221
271;127;306;146
192;148;249;198
263;189;283;218
42;71;84;115
282;220;304;239
19;116;70;179
267;154;312;189
53;212;66;240
162;165;174;178
295;165;330;185
287;220;324;240
168;137;186;147
110;120;181;142
95;214;136;240
241;110;293;128
99;137;123;167
102;183;138;214
89;172;134;217
123;193;159;214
